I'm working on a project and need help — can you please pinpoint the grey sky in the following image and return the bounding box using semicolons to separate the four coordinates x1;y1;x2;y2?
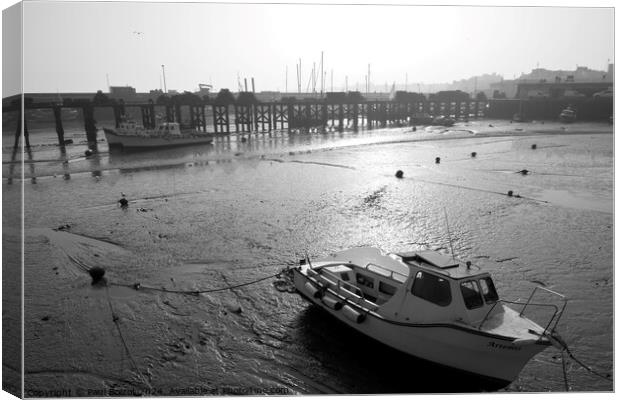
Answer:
8;1;616;95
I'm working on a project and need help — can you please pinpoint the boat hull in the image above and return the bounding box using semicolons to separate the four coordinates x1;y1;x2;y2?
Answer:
293;268;548;384
559;115;576;123
104;128;213;149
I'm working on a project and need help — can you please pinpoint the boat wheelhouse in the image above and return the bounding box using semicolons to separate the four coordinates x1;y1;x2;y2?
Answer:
559;108;577;123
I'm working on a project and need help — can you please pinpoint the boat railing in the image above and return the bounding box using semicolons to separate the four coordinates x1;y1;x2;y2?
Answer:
363;263;408;283
478;287;567;335
317;272;378;311
336;280;380;311
520;286;567;334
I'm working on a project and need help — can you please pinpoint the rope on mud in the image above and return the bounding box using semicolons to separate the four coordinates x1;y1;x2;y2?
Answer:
110;269;290;296
552;333;612;385
410;177;549;204
103;285;151;389
560;350;570;391
563;345;613;382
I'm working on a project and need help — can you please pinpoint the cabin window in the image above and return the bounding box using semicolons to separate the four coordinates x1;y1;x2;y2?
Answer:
393;273;407;284
356;273;374;289
340;272;350;282
411;271;451;306
461;281;484;309
379;281;397;296
367;263;391;278
479;277;499;303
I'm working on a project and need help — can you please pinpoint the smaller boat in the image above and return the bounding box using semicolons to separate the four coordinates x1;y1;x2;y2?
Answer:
292;247;566;386
432;115;456;127
558;107;576;123
410;112;434;125
104;121;213;149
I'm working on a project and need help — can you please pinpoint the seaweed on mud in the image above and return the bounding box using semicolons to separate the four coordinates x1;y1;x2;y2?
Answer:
361;186;387;209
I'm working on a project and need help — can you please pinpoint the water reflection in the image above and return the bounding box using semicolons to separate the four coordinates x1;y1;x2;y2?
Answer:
6;146;18;184
26;147;36;184
59;146;71;180
4;125;413;183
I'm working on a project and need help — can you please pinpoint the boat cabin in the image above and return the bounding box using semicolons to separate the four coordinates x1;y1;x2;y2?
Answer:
154;122;182;136
117;120;145;135
116;121;183;136
309;248;501;326
395;250;500;325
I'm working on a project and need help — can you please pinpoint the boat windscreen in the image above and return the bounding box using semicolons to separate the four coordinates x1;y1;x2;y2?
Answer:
410;250;459;269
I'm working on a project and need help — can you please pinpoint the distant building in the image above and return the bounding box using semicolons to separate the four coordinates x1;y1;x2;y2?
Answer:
515;81;611;99
518;65;610;83
197;84;212;98
489;80;519;99
447;73;504;94
255;91;279;102
109;86;137;100
490;64;613;99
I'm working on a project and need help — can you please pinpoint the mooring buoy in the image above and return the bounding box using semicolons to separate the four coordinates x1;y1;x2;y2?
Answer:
531;144;537;150
118;198;128;208
435;157;441;164
507;190;514;197
89;267;106;285
471;152;477;158
395;170;404;179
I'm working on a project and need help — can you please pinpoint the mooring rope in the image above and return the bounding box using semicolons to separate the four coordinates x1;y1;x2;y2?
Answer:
563;345;613;382
109;269;287;296
103;285;151;389
551;332;613;387
560;350;570;391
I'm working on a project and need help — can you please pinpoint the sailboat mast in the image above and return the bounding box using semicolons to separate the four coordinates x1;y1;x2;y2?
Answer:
443;207;456;262
161;65;167;94
295;64;301;93
320;51;324;96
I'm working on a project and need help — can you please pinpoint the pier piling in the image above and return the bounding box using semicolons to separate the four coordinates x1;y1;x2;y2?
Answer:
52;105;65;146
82;104;98;150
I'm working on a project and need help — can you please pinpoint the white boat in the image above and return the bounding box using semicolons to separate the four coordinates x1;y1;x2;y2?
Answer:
104;121;213;149
432;115;456;127
558;108;576;123
292;247;566;386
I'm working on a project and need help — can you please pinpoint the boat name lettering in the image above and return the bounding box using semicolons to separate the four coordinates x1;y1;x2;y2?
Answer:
488;341;521;351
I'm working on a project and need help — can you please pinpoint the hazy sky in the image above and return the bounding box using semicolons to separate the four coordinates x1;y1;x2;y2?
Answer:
9;1;616;95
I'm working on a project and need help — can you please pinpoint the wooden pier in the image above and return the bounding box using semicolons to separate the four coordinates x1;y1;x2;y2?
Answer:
3;94;488;149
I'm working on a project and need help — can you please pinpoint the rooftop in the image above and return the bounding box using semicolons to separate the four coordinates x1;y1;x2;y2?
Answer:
396;250;485;280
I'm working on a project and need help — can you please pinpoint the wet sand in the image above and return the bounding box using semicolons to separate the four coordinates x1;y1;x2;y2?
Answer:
2;119;613;394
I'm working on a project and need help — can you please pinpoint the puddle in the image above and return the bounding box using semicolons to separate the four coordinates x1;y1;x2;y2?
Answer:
539;189;612;214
